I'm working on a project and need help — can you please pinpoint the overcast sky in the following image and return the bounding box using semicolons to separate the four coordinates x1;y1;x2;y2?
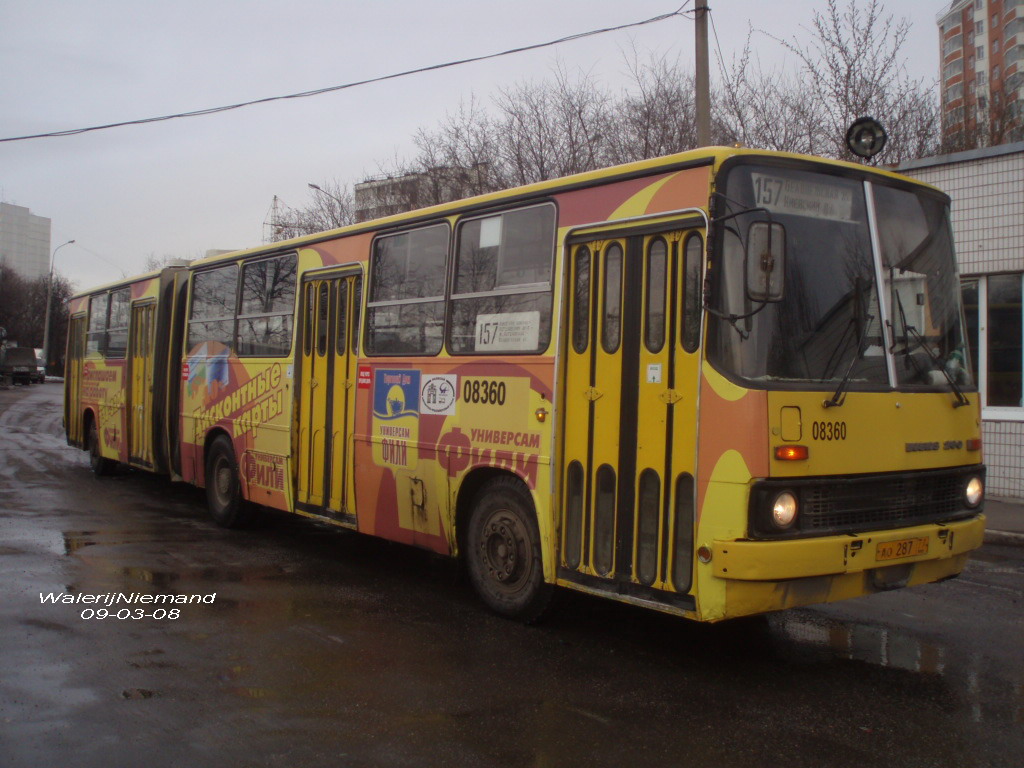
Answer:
1;1;946;291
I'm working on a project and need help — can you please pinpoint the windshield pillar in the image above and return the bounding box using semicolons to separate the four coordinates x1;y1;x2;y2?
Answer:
864;181;897;388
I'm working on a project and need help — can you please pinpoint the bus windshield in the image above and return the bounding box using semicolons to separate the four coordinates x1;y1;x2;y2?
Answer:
708;162;973;393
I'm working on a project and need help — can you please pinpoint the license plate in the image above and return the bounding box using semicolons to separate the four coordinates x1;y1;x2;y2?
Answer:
876;537;929;561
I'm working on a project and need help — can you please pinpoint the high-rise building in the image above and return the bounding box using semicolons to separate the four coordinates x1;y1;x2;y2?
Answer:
0;202;51;281
938;0;1024;148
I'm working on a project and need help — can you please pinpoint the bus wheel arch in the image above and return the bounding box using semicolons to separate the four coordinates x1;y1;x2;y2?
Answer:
84;409;115;476
460;471;553;623
203;430;255;528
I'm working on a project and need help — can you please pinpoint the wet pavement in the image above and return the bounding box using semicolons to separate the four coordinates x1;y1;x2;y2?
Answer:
2;382;1022;767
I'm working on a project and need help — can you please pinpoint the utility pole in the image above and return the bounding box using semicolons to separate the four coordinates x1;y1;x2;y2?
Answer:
41;239;74;372
695;2;711;147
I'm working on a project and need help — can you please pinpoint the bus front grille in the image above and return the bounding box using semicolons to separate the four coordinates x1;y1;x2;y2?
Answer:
748;466;984;538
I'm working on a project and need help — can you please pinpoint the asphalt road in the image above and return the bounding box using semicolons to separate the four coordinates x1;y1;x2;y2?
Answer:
2;382;1022;768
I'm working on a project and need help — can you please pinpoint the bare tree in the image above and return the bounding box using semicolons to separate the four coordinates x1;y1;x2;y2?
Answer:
765;0;940;163
715;30;826;155
286;4;946;225
607;50;698;164
0;268;73;359
411;96;503;203
494;64;607;184
302;180;357;231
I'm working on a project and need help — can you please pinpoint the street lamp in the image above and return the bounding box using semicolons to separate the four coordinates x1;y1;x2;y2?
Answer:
308;183;346;206
41;239;75;373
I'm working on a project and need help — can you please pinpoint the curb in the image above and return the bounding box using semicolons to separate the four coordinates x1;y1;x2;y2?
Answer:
984;530;1024;546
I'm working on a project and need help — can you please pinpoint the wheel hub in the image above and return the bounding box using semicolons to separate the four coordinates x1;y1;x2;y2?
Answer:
482;517;522;584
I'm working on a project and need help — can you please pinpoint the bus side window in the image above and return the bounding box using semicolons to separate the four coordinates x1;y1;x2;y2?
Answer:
188;264;239;353
87;293;109;356
449;203;555;355
106;288;130;359
237;253;296;357
366;224;448;356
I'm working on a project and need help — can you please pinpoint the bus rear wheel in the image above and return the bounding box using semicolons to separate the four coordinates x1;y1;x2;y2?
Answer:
205;435;255;528
87;418;115;476
466;477;553;623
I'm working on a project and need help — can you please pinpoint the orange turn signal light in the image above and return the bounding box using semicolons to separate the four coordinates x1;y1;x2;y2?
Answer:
774;445;809;461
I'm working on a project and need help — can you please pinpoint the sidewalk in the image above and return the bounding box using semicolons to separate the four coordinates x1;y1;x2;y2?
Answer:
983;496;1024;545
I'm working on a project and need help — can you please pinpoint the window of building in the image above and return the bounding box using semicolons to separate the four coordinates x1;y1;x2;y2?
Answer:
993;64;1001;80
978;43;986;59
448;203;555;355
188;264;239;351
977;19;985;35
994;38;1001;54
236;253;296;356
944;58;964;80
945;33;964;57
962;275;1024;414
366;223;448;355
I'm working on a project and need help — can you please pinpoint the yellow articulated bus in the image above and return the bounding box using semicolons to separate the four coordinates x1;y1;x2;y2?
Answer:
66;146;986;623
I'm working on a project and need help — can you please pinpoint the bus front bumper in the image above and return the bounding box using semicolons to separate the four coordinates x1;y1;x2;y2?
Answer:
711;514;985;581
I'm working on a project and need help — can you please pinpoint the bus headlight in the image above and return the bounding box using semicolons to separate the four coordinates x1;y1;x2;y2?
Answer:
964;476;984;508
771;491;798;529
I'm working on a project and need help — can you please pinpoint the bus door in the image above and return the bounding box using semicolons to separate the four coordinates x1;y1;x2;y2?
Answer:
561;226;704;596
296;269;362;520
65;314;87;447
128;301;157;467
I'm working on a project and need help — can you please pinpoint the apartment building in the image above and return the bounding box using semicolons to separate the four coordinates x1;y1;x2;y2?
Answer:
0;202;51;281
938;0;1024;147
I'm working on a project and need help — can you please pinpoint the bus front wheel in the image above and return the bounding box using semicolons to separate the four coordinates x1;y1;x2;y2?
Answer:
205;435;254;528
466;477;553;623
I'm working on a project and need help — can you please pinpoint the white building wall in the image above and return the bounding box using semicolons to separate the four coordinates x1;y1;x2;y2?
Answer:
900;142;1024;499
0;202;51;281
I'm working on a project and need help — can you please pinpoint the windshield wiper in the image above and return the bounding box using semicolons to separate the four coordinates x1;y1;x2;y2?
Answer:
823;318;872;408
890;282;970;408
824;278;871;409
900;323;970;408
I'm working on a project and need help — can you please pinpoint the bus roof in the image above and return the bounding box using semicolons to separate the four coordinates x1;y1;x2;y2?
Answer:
78;145;946;291
68;265;184;301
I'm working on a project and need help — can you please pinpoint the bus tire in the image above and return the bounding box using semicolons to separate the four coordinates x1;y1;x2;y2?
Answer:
87;417;115;476
466;477;553;623
205;435;254;528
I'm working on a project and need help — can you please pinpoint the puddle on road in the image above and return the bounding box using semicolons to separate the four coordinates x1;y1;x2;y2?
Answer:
768;612;1024;725
771;614;946;673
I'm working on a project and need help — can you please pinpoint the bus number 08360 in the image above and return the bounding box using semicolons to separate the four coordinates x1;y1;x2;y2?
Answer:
463;379;506;406
812;420;847;441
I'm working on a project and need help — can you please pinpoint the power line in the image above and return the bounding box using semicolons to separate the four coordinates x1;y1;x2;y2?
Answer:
1;8;687;144
708;6;731;82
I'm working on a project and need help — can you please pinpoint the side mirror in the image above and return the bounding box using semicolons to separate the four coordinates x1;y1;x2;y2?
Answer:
746;221;786;302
